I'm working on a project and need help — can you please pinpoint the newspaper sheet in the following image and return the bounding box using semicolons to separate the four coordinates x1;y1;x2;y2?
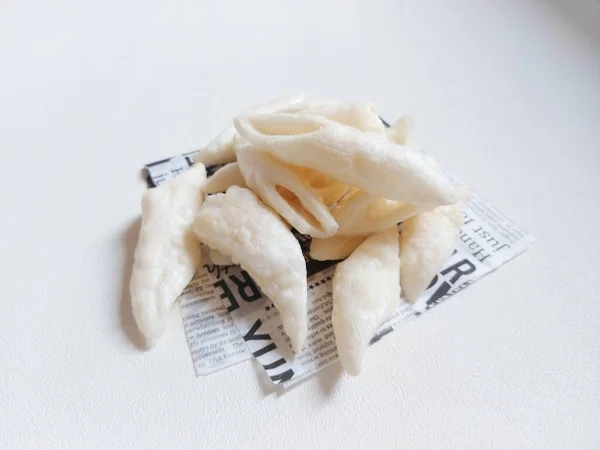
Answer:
143;138;533;386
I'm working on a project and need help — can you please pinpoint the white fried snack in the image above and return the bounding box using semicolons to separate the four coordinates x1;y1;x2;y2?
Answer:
386;115;415;146
331;188;421;237
400;202;464;302
234;112;462;208
191;125;238;167
208;247;233;266
204;162;247;194
131;164;207;344
192;186;308;353
332;228;401;375
309;235;366;261
192;94;306;166
284;101;386;135
236;141;340;238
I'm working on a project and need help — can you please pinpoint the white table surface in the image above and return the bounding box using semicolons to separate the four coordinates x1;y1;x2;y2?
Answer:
1;1;599;449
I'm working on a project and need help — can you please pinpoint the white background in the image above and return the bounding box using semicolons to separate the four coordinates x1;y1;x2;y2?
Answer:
1;1;599;449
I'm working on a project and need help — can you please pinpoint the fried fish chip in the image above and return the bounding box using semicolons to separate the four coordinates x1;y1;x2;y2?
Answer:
208;247;234;266
309;235;367;261
331;188;421;237
400;202;465;302
236;141;339;238
332;228;401;375
204;162;247;194
234;112;463;208
285;101;387;135
131;164;207;344
192;186;308;353
192;94;306;166
386;115;415;146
